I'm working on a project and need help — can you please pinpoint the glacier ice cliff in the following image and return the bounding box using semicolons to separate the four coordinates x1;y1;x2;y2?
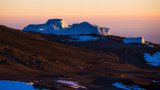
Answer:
23;19;110;35
123;37;145;44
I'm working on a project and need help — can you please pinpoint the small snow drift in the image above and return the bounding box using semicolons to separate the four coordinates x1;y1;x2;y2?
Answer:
123;37;145;44
57;80;87;89
70;35;99;41
153;80;160;84
112;82;146;90
23;19;110;36
144;52;160;66
62;35;107;42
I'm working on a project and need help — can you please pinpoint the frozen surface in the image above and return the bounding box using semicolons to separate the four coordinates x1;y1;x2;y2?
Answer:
70;36;99;41
112;82;146;90
53;83;63;87
57;80;86;89
144;52;160;66
101;36;107;39
0;80;49;90
123;37;145;43
26;82;34;85
23;19;110;35
148;45;153;48
153;80;160;83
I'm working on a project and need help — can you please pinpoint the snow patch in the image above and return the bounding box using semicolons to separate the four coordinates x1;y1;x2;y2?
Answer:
77;66;84;69
101;36;107;40
112;82;146;90
123;37;145;44
0;80;49;90
144;52;160;66
153;80;160;83
62;35;107;42
70;36;99;41
53;83;63;87
57;80;87;89
148;45;153;48
26;82;34;85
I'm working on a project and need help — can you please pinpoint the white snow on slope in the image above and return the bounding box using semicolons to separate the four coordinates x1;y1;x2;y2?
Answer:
57;80;87;89
0;80;49;90
70;36;99;41
153;80;160;83
112;82;146;90
144;52;160;66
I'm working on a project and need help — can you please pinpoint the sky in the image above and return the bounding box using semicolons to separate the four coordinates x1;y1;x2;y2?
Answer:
0;0;160;44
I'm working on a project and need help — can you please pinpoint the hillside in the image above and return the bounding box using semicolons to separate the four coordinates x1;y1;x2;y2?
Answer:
0;25;160;90
29;31;160;69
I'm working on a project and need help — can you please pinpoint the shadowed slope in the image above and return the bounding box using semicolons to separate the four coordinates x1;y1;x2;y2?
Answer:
0;25;123;74
0;25;160;90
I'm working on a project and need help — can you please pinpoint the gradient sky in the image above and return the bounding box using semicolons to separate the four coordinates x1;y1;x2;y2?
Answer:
0;0;160;43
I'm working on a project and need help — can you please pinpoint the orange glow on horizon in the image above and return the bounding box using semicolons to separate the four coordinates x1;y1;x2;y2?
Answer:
0;0;160;44
0;0;160;17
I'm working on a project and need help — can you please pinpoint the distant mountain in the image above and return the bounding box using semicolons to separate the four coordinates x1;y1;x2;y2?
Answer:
23;19;110;35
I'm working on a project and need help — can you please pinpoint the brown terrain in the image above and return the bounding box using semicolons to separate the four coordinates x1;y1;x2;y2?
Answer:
0;25;160;90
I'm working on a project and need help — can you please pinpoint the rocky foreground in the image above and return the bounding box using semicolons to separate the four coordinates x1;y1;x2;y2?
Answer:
0;25;160;90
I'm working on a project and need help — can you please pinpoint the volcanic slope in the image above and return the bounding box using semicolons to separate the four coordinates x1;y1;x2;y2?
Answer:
0;25;160;90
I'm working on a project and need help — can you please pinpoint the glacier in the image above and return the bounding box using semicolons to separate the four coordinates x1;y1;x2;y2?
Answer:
123;37;145;44
23;19;110;35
